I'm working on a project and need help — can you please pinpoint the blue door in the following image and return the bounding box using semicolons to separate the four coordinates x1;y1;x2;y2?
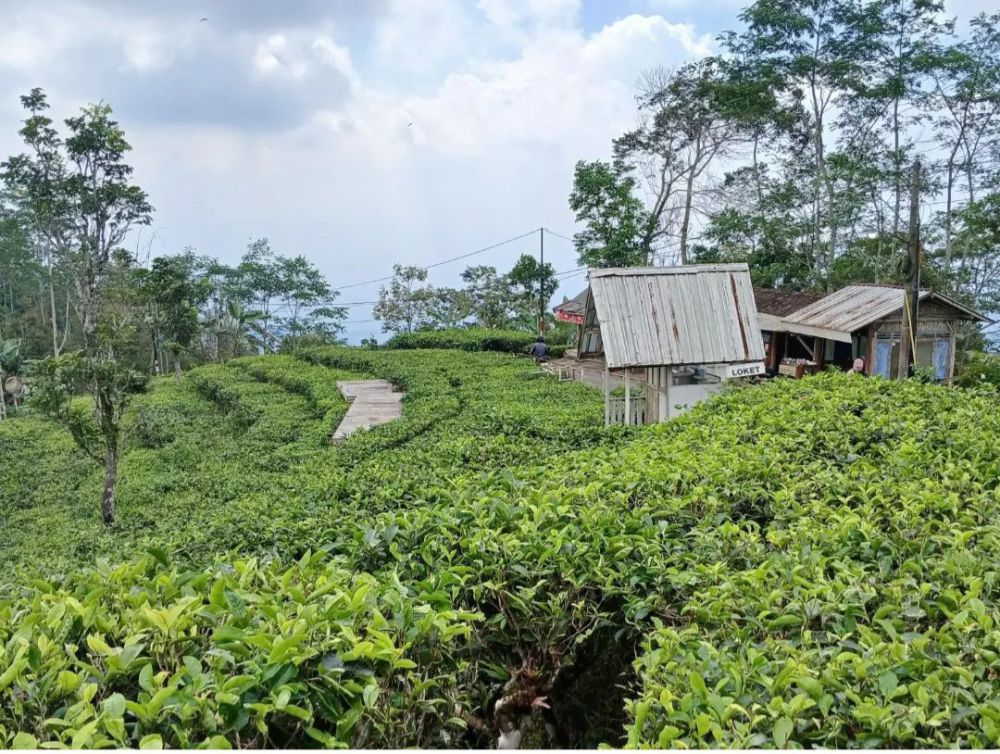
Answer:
933;339;951;380
873;340;892;378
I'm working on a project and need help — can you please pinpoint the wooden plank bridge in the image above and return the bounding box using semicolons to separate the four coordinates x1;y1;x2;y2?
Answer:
332;379;404;442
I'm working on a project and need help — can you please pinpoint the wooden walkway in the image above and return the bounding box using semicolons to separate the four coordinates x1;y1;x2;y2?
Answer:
332;379;404;442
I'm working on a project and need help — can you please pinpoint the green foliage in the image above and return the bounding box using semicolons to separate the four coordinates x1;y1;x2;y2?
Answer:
6;352;1000;747
568;160;650;268
0;551;479;748
373;265;434;335
384;327;568;357
955;351;1000;390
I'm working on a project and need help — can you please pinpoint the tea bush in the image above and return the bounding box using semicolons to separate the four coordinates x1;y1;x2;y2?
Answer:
0;551;479;749
384;328;568;357
4;353;1000;748
955;350;1000;391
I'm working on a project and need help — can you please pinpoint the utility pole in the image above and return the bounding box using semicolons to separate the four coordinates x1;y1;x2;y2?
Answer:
897;161;921;380
538;226;545;336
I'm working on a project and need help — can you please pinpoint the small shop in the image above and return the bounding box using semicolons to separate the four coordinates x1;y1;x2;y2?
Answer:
575;264;766;425
755;284;986;381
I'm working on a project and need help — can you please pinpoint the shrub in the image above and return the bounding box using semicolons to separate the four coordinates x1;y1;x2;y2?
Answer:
384;328;568;358
0;551;479;748
7;350;1000;747
955;351;1000;390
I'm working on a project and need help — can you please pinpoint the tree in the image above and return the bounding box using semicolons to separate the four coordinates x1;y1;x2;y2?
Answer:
507;254;558;329
219;300;266;359
373;265;435;334
926;13;1000;263
614;60;741;263
1;88;75;357
722;0;885;286
863;0;947;238
233;239;282;352
273;254;346;343
951;193;1000;314
14;91;153;525
139;252;211;381
461;265;513;329
425;287;471;329
568;161;650;268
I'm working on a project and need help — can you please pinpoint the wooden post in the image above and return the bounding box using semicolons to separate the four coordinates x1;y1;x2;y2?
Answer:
603;363;610;427
947;322;957;385
865;326;874;375
663;368;671;421
898;161;921;379
624;367;631;426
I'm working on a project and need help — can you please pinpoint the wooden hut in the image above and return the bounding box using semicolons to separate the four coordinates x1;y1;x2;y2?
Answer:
577;264;766;425
757;284;987;380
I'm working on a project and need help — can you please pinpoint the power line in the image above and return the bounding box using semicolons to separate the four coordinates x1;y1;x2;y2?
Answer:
543;227;576;244
331;228;541;291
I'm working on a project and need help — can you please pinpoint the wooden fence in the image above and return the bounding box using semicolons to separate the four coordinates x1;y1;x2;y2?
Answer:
607;394;645;426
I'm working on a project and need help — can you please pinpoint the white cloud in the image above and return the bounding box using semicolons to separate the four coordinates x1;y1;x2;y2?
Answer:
315;12;712;161
252;34;311;79
478;0;581;30
373;0;481;78
0;0;715;342
312;36;362;91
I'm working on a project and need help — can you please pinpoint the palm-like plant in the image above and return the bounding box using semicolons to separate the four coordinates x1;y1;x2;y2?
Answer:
215;300;265;360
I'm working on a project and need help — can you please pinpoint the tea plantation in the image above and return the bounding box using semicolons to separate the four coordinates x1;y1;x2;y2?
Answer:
2;348;1000;748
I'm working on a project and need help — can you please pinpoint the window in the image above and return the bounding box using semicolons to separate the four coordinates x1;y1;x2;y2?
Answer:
915;338;950;380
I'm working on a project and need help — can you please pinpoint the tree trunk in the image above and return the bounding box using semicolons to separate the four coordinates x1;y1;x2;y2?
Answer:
47;262;61;357
892;98;902;239
752;134;763;203
944;160;955;265
59;295;71;353
174;352;183;383
102;441;118;525
679;168;696;265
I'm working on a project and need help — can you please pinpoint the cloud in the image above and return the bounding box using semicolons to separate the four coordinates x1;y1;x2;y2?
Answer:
0;0;714;343
478;0;581;31
316;13;713;161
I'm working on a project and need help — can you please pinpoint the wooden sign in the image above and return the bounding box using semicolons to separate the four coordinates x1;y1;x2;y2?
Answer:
555;310;584;325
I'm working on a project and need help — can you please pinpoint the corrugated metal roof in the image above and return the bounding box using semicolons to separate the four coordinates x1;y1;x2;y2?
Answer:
782;284;987;335
552;288;589;315
588;264;765;369
753;287;824;317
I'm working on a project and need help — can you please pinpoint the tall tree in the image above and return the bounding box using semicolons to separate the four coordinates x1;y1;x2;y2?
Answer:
139;252;211;381
16;92;153;525
373;265;435;334
615;60;741;263
507;254;558;328
273;254;346;342
461;265;513;328
926;12;1000;264
233;238;282;352
724;0;877;286
568;160;650;268
1;88;75;356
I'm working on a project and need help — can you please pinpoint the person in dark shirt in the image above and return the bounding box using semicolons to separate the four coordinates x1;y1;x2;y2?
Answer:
530;336;549;363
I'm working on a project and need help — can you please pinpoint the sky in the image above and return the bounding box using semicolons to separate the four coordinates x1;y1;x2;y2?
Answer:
0;0;990;342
